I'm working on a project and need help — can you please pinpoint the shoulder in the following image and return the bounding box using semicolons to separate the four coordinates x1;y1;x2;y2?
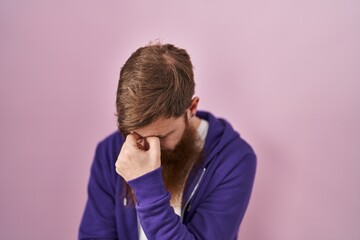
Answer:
198;110;256;162
97;131;124;149
211;130;256;176
199;111;256;183
94;131;124;165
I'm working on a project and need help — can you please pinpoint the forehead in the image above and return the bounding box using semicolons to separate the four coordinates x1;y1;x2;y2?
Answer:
135;116;185;138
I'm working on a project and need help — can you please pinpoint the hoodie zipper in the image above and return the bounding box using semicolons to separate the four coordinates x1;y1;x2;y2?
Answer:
181;167;207;221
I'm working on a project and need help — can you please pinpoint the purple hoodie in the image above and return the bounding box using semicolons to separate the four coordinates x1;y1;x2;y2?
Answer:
79;111;256;239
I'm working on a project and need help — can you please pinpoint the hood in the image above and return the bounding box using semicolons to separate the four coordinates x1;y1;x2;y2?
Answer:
197;111;240;167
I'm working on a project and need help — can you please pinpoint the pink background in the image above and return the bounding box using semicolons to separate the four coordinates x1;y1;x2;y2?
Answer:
1;1;359;239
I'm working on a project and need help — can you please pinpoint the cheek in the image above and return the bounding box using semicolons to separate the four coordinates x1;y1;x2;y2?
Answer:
160;133;183;151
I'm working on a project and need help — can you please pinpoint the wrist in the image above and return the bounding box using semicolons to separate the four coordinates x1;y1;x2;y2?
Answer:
128;167;168;206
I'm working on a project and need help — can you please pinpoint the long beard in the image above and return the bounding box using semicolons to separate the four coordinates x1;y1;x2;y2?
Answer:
161;125;203;205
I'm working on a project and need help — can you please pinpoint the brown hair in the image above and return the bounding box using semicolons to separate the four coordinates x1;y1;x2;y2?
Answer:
116;43;195;134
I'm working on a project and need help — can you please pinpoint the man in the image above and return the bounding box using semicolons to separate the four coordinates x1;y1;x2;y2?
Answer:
79;43;256;239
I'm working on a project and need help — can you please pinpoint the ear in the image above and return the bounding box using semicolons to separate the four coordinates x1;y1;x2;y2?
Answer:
187;97;200;119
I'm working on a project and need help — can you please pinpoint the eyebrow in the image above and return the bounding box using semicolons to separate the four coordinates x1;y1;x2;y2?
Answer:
143;129;175;139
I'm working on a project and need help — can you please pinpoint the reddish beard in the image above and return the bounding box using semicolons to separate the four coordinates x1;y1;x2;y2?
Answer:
161;123;203;204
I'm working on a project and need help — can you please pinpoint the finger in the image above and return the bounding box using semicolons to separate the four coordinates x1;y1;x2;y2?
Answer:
114;162;121;174
136;138;149;151
146;136;160;147
125;132;143;147
130;132;150;150
130;131;143;140
146;137;160;155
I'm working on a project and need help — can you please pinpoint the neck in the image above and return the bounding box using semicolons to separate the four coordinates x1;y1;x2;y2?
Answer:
189;116;201;129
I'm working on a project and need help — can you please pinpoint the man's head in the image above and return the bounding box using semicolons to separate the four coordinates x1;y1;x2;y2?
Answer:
116;43;195;138
116;43;202;203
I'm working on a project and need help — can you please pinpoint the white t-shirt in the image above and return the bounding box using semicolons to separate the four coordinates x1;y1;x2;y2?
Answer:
139;119;209;240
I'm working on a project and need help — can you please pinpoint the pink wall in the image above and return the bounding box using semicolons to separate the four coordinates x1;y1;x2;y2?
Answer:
1;1;359;239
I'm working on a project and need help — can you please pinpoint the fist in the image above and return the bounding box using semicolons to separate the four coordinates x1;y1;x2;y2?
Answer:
115;133;161;182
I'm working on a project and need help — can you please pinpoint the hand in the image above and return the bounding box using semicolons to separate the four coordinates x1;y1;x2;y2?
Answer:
115;133;161;182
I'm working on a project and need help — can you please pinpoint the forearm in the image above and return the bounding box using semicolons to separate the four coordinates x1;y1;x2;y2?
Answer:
128;167;196;239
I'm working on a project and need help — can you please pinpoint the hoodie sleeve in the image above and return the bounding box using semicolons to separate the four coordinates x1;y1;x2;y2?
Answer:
78;142;118;240
128;150;257;240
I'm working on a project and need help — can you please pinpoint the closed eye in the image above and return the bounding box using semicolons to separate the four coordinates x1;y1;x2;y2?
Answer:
145;129;175;139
